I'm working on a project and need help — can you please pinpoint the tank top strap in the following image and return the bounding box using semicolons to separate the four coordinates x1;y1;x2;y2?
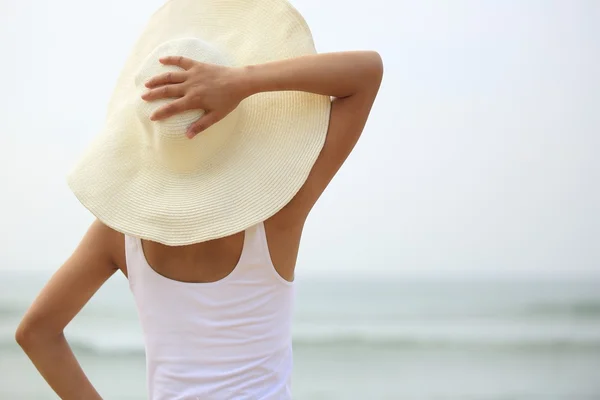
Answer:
124;234;145;287
254;221;273;265
236;222;265;269
234;222;270;268
236;222;291;285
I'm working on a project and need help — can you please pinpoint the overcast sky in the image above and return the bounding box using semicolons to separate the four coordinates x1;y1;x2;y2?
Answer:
0;0;598;276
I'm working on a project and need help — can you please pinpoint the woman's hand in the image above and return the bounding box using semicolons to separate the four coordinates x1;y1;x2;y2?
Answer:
142;56;246;138
141;51;383;138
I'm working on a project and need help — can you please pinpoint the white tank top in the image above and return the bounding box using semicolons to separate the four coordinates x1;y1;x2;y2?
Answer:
125;222;295;400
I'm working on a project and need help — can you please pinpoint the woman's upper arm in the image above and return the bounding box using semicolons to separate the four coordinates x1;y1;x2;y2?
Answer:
17;220;125;338
274;60;383;223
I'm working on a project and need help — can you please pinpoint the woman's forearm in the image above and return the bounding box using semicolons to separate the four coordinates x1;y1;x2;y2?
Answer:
238;51;383;99
18;332;102;399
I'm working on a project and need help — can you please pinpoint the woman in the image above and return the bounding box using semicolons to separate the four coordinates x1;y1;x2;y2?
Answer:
15;0;382;398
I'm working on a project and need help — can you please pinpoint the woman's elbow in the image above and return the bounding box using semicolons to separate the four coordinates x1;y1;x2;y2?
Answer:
365;51;383;84
15;318;38;348
15;316;61;349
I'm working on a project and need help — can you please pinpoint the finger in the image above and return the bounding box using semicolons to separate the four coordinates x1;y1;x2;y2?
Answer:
141;84;186;101
186;112;221;138
159;56;196;70
150;98;193;121
145;71;187;88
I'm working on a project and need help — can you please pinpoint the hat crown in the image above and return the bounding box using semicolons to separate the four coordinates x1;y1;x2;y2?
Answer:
134;38;241;173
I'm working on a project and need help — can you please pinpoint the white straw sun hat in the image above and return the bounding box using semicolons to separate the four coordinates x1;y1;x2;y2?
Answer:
67;0;331;245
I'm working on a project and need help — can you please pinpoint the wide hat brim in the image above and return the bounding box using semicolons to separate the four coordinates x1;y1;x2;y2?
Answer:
67;0;331;245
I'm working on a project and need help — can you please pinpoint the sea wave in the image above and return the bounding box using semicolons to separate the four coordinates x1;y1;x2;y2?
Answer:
3;326;600;356
0;304;25;318
519;301;600;318
3;299;600;319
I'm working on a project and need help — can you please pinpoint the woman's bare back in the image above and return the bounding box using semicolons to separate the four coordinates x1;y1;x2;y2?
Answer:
137;217;301;283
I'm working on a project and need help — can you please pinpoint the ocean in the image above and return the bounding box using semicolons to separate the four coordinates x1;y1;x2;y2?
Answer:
1;271;599;399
